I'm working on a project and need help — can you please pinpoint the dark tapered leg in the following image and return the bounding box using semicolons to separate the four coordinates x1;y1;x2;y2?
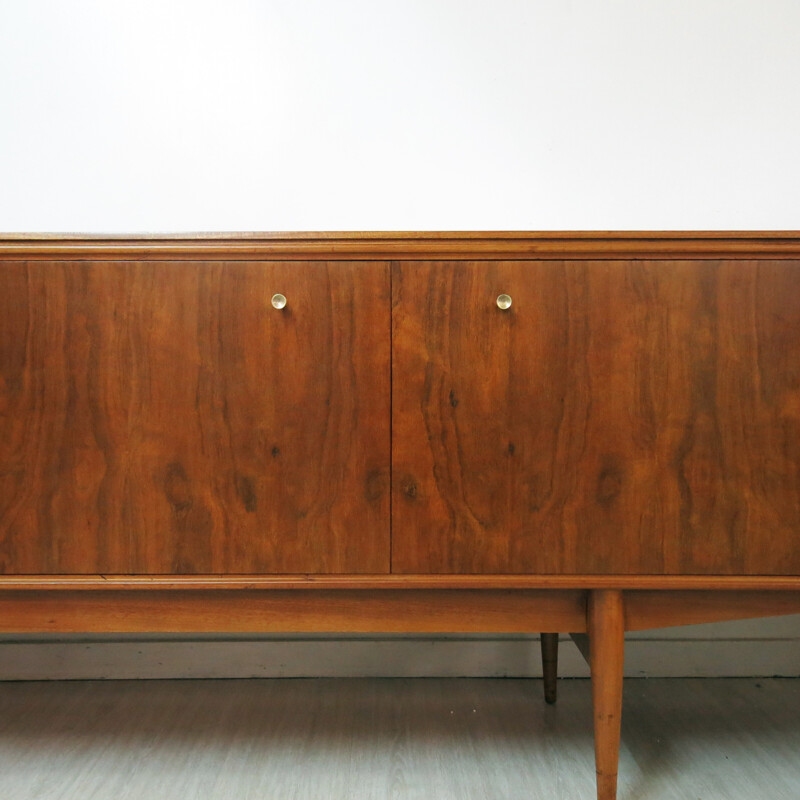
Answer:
588;590;625;800
540;633;559;704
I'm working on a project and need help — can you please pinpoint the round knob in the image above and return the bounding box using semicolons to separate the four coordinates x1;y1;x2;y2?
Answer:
496;294;512;310
271;293;287;310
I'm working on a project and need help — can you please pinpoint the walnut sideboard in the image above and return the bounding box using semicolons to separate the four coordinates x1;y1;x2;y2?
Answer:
1;232;800;799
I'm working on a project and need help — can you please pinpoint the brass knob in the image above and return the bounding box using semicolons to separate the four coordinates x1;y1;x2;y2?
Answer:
496;294;512;310
271;293;287;310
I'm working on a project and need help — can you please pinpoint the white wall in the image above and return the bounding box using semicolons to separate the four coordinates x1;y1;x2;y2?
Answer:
2;0;800;231
1;620;799;680
0;1;798;677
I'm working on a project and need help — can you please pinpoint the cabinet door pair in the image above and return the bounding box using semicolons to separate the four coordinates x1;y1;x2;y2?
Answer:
2;259;799;575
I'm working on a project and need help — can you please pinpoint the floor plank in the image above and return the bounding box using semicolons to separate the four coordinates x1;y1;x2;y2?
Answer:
0;678;797;799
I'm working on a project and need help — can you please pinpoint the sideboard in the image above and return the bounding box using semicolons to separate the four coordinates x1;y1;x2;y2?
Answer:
1;232;799;800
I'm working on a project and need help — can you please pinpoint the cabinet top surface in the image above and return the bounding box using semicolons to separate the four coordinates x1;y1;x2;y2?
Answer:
2;232;800;259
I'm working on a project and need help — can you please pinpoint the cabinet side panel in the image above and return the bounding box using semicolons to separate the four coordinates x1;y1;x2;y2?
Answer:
391;260;800;575
0;260;390;574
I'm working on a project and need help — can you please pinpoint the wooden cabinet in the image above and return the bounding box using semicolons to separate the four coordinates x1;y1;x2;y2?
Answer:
1;233;799;800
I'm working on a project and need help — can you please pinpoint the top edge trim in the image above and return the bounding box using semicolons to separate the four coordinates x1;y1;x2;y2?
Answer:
2;231;800;241
2;232;800;259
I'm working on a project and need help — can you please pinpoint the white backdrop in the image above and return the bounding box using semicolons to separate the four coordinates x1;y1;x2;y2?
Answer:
1;0;799;232
0;1;798;676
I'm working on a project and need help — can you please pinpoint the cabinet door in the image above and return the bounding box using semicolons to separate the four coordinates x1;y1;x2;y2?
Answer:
392;260;800;575
0;260;389;574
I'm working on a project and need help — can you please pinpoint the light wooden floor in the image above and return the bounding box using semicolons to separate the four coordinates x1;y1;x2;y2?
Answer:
0;678;798;799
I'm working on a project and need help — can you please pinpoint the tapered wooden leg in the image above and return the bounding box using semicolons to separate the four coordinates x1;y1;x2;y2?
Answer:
588;590;625;800
540;633;559;704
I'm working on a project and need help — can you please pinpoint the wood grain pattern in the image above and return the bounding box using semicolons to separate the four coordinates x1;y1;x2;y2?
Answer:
3;232;800;260
1;574;799;590
588;590;625;800
624;590;800;631
0;260;390;574
0;589;588;633
392;260;800;575
1;585;798;634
